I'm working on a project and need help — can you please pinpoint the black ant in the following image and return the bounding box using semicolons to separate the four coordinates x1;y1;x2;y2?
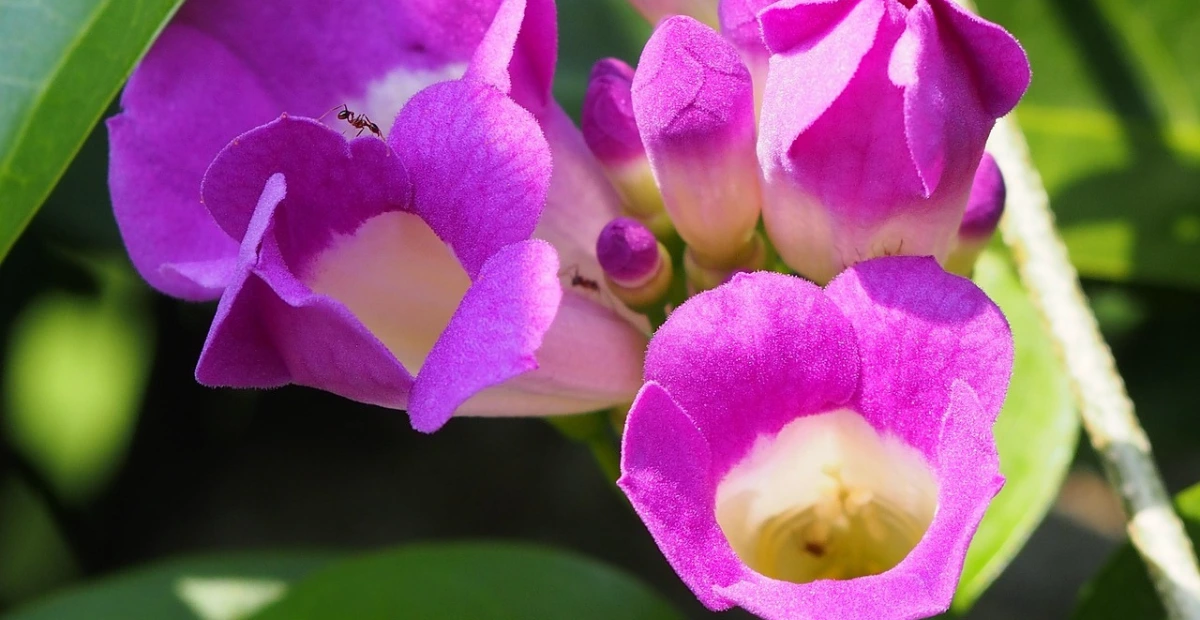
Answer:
322;104;381;138
563;266;601;292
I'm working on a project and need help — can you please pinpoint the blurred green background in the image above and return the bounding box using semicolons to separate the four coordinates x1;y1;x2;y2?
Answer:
1;0;1199;618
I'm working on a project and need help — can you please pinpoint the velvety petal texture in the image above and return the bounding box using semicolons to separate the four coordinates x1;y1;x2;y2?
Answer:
756;0;1030;283
619;257;1013;619
633;16;762;266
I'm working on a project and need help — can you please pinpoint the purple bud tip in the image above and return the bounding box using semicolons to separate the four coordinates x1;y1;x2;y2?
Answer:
597;217;661;285
960;153;1006;238
633;16;754;144
582;58;645;165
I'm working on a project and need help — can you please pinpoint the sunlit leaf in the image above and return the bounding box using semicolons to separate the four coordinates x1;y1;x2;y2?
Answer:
976;0;1200;289
1072;482;1200;619
0;0;185;265
6;553;335;620
249;542;682;620
952;250;1080;610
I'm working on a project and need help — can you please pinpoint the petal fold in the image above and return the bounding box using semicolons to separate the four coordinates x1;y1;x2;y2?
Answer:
408;239;562;432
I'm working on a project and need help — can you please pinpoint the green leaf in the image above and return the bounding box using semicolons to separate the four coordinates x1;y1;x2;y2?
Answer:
0;477;78;604
6;552;336;620
975;0;1200;288
249;542;682;620
3;260;155;503
0;0;184;265
951;250;1080;610
1072;483;1200;620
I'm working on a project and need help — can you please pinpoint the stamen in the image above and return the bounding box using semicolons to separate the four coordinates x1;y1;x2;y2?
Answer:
715;409;938;584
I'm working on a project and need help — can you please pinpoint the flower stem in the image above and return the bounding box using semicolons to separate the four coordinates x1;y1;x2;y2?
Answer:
989;114;1200;618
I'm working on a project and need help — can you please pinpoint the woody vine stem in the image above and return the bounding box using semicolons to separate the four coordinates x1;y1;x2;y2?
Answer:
989;116;1200;617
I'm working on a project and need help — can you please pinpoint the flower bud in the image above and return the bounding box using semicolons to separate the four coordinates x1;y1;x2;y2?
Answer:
597;217;674;309
946;153;1006;276
582;59;669;232
633;16;762;269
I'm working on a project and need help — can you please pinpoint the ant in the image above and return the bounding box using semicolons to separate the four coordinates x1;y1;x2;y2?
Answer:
562;266;601;293
322;104;381;138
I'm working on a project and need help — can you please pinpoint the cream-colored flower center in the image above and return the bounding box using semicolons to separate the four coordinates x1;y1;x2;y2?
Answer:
307;211;470;375
715;409;938;583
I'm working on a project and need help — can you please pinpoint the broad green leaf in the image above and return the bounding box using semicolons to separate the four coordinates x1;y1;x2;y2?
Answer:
952;250;1080;610
3;260;154;503
5;552;336;620
1072;482;1200;619
0;0;185;265
249;542;682;620
975;0;1200;288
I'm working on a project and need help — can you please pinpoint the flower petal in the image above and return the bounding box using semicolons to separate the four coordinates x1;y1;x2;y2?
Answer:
825;256;1013;456
618;382;740;611
389;79;550;280
202;117;408;253
466;0;557;113
757;0;880;148
108;26;269;299
645;271;859;471
195;171;415;406
408;239;562;433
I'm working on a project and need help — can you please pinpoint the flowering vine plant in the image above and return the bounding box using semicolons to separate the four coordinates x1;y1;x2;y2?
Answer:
8;0;1194;617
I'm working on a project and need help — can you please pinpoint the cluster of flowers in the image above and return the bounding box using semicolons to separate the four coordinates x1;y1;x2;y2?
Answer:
109;0;1028;617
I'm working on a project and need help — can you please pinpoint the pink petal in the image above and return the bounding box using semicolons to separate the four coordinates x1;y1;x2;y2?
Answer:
408;239;562;432
824;256;1013;456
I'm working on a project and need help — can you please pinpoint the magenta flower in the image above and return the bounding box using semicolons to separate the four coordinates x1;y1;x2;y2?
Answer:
610;0;1029;285
108;0;646;431
618;257;1013;619
755;0;1030;283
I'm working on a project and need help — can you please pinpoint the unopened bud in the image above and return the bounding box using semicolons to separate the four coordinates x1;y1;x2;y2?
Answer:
582;59;670;233
597;218;673;309
946;154;1006;276
633;17;762;268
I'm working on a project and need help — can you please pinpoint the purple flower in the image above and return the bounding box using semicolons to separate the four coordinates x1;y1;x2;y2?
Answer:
108;0;646;431
755;0;1030;283
618;257;1013;619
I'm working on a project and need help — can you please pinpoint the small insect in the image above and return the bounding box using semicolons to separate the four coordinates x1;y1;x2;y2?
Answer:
569;270;601;292
562;266;601;293
322;104;381;138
